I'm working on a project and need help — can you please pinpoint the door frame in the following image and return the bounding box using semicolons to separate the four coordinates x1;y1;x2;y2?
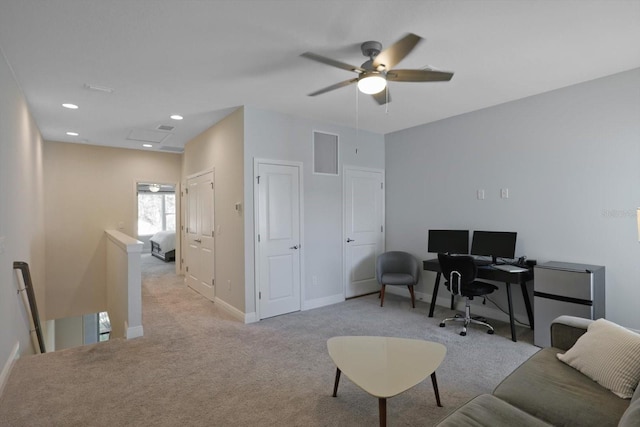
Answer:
184;168;215;295
133;179;181;275
253;158;305;321
342;165;385;298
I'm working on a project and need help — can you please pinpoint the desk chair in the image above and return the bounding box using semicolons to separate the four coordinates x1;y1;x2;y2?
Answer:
376;251;420;308
438;253;497;336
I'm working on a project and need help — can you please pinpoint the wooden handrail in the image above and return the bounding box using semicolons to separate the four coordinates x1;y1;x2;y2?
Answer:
13;261;46;354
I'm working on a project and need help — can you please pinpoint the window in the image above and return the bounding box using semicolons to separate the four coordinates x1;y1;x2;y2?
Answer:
138;192;176;235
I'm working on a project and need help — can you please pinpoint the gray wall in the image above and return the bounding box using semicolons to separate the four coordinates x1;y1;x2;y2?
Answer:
385;68;640;328
244;107;385;316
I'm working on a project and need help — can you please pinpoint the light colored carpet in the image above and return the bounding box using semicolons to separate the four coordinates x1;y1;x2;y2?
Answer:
0;255;539;426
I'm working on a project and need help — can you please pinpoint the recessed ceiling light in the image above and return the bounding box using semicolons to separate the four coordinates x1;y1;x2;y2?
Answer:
143;144;153;148
170;115;183;120
62;103;79;109
66;131;79;136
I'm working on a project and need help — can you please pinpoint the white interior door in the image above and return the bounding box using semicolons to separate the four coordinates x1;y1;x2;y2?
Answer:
344;167;385;298
256;161;302;319
186;171;215;301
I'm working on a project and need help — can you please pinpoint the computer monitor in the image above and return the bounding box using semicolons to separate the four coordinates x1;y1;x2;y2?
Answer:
470;231;517;263
428;230;469;254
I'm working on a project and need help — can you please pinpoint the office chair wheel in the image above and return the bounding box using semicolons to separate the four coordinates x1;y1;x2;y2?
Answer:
439;322;445;327
487;329;494;335
460;331;466;336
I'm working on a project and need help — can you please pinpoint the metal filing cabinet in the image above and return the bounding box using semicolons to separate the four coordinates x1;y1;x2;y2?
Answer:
533;261;605;348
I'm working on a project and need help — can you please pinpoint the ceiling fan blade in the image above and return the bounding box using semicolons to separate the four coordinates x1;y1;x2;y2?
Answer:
301;52;363;73
308;78;358;96
387;69;454;82
372;88;391;105
372;33;422;70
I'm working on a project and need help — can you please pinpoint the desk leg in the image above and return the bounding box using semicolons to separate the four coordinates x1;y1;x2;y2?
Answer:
332;368;341;397
431;372;443;407
505;283;516;342
428;272;441;317
378;398;387;427
521;281;534;329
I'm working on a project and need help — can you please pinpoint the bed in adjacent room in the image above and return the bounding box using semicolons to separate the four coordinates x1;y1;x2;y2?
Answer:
149;230;176;262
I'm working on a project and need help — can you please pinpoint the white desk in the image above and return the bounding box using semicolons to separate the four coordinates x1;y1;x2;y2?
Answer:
327;336;446;427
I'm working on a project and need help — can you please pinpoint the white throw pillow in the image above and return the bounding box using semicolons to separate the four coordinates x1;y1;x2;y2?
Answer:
557;318;640;399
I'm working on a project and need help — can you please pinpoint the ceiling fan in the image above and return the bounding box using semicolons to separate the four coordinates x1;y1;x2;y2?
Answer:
301;33;454;105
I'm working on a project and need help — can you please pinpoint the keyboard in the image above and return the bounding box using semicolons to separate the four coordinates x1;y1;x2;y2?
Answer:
491;264;528;273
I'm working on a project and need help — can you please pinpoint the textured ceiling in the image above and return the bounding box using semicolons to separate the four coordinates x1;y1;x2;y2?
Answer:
0;0;639;152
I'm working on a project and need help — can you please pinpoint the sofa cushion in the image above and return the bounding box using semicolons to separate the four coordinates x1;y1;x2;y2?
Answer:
557;318;640;399
618;397;640;427
435;394;553;427
494;348;629;427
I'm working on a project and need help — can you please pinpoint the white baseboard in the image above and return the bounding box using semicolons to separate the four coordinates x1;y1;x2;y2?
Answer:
126;325;144;339
303;293;344;311
214;297;255;323
243;312;258;324
0;341;20;397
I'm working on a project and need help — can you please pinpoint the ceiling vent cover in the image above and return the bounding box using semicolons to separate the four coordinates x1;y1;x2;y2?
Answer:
126;129;171;144
160;146;184;153
157;124;175;131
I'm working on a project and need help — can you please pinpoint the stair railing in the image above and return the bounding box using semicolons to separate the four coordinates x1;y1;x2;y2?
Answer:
13;261;46;354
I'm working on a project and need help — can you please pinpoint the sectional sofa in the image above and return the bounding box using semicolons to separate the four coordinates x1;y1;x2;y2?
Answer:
436;315;640;427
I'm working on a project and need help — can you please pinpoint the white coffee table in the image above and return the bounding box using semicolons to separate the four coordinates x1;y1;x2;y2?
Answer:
327;336;446;427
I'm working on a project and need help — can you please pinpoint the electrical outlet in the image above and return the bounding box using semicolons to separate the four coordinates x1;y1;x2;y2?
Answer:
501;188;509;199
0;236;5;255
312;276;318;285
477;189;485;200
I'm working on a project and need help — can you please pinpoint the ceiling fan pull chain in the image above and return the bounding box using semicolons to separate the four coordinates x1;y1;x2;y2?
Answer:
355;84;360;145
385;85;389;114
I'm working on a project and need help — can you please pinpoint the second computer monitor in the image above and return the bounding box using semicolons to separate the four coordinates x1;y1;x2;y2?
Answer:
470;231;517;263
428;229;469;254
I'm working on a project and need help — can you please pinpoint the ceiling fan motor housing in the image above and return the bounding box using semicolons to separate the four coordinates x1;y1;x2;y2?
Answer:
361;41;382;59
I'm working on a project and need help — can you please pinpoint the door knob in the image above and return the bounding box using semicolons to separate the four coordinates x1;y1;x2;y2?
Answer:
346;238;355;243
289;245;299;250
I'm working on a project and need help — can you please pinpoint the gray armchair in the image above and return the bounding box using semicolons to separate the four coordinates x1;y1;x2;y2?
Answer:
375;251;420;308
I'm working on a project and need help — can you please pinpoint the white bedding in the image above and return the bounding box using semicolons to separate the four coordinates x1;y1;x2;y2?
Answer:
150;231;176;252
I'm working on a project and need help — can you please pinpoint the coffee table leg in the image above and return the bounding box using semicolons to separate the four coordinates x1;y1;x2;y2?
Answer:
431;372;443;407
332;367;341;397
378;398;387;427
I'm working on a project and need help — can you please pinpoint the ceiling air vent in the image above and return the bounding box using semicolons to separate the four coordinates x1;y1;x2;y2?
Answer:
160;146;184;153
126;129;171;144
157;124;175;132
83;83;115;93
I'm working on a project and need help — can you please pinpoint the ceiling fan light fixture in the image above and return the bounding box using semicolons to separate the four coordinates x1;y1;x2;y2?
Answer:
357;73;387;95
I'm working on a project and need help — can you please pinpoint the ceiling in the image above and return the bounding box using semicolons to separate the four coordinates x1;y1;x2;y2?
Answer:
0;0;639;153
